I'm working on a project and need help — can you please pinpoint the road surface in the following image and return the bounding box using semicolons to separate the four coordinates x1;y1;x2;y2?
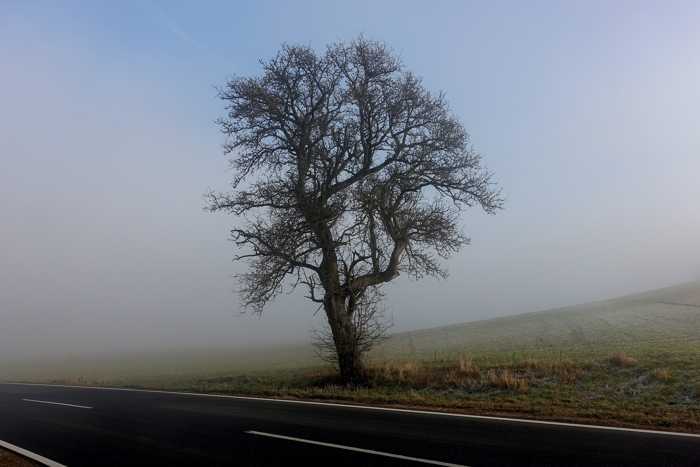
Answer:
0;383;698;466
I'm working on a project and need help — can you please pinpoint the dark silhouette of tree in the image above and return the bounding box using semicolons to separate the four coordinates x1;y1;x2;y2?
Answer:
208;38;502;383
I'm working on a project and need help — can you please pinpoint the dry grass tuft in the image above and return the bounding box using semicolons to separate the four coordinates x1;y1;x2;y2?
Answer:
394;361;419;381
369;361;430;386
457;355;481;378
512;358;582;384
516;358;541;370
367;357;485;389
609;352;637;368
548;359;583;384
487;369;529;393
652;368;672;382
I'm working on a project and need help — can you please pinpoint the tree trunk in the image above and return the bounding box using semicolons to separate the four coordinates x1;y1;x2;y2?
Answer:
325;295;365;384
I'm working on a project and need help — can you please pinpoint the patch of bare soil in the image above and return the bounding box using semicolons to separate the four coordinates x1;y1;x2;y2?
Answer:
0;447;40;467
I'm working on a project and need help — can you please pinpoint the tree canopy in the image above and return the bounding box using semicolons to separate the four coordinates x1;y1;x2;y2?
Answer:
209;38;502;382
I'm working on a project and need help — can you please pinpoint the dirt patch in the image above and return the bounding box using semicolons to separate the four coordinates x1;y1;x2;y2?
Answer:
0;447;41;467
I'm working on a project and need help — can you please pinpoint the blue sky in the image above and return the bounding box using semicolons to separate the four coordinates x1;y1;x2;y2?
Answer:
1;1;699;357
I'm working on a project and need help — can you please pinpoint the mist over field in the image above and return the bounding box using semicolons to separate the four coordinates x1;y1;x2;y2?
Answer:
2;1;699;365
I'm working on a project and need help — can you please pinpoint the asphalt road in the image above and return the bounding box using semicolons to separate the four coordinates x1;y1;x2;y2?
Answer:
0;383;698;466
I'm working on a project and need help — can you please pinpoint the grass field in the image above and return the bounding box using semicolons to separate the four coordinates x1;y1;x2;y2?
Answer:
3;281;700;432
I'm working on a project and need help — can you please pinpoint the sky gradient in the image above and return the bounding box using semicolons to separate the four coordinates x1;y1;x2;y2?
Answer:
1;0;699;359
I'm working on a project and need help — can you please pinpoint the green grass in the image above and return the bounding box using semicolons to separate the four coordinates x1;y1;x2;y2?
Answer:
374;280;700;361
4;281;700;432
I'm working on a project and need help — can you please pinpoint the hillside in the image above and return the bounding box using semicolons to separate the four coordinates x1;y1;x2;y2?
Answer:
373;280;700;361
4;281;699;382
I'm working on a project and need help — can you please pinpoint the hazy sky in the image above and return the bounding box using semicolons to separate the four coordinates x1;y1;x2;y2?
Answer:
2;1;699;359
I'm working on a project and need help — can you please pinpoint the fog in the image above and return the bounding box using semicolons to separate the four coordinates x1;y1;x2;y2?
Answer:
2;1;699;361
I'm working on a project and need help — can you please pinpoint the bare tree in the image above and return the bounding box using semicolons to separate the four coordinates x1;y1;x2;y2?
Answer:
208;38;502;383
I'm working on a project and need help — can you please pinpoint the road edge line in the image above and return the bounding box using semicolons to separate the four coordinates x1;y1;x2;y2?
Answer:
3;381;700;439
0;439;67;467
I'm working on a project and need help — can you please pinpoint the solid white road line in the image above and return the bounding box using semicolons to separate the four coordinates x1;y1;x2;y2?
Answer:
246;430;469;466
0;439;67;467
22;398;93;409
4;382;700;439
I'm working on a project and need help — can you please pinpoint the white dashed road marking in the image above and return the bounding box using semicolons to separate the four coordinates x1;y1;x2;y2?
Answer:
22;398;93;409
245;430;470;466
